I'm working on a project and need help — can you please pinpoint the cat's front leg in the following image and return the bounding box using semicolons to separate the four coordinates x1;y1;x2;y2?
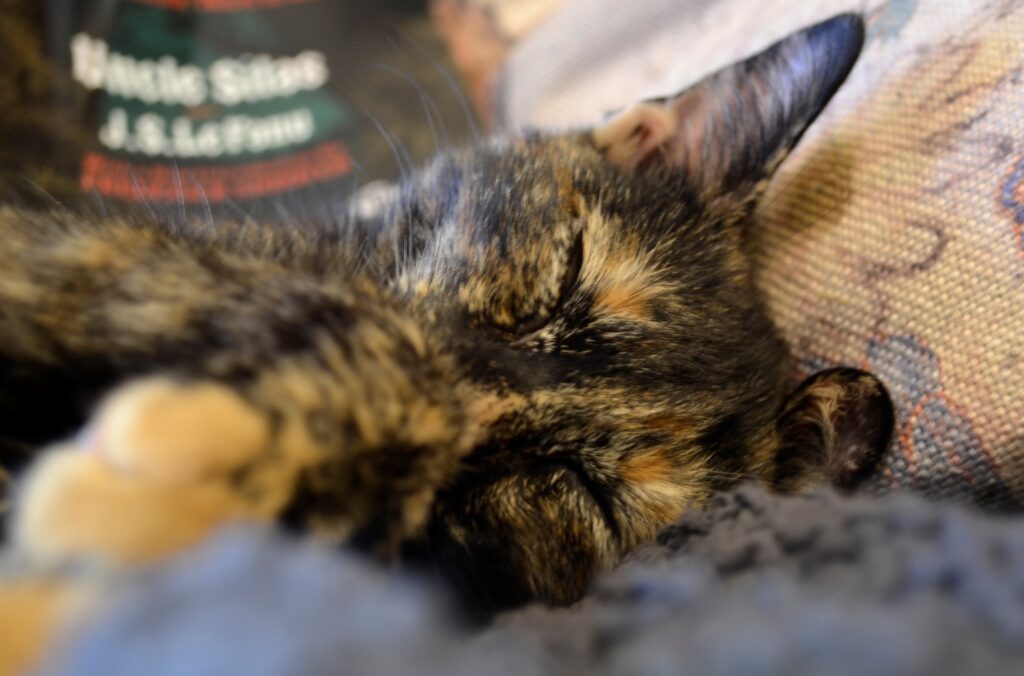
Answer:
10;330;475;567
1;314;475;669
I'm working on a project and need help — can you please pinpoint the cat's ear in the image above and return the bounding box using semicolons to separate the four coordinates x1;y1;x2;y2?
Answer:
770;368;894;491
592;14;864;198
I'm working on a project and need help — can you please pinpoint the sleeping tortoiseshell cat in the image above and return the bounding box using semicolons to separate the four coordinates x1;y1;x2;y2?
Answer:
0;12;892;626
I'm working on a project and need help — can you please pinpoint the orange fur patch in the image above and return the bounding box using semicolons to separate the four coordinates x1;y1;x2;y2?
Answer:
594;285;653;321
620;449;674;485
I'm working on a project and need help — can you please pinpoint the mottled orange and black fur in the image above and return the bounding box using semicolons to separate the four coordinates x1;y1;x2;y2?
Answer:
0;14;891;616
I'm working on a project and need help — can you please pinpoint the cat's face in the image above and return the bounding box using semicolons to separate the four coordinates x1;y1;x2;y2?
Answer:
392;135;787;608
358;15;892;610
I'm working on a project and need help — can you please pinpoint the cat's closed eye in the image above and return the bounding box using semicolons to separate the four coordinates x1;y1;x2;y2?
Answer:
513;230;585;338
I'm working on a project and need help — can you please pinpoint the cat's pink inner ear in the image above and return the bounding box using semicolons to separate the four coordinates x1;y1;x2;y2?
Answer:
592;15;865;190
664;84;719;176
592;92;717;175
592;103;678;171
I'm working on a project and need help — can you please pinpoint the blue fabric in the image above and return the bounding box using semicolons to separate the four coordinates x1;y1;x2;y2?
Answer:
42;485;1024;675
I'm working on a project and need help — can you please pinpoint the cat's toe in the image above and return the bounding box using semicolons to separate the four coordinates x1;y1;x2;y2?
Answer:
13;449;246;564
91;377;270;482
0;576;86;675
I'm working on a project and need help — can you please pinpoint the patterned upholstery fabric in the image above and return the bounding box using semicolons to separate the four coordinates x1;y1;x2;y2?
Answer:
446;0;1024;507
755;1;1024;508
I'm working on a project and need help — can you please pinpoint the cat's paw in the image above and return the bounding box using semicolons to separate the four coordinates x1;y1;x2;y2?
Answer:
85;377;270;482
0;574;91;675
12;377;272;565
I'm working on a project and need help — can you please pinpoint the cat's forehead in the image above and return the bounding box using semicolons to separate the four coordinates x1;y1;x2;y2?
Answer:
401;137;597;327
407;138;597;266
421;136;595;233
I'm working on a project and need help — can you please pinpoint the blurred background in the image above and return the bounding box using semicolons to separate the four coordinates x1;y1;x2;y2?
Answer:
0;0;532;218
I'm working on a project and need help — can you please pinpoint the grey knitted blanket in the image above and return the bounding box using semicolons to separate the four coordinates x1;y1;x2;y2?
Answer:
40;485;1024;675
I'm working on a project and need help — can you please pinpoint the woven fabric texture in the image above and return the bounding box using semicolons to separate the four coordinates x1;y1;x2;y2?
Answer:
41;485;1024;675
756;0;1024;507
492;0;1024;508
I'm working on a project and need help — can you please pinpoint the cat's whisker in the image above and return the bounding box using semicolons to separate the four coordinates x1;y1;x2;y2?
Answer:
128;169;159;222
356;238;377;276
387;194;408;279
395;26;480;142
692;467;756;479
90;189;108;219
419;92;444;156
272;198;295;227
15;174;68;212
168;159;185;226
362;106;413;181
223;197;257;228
376;61;450;155
393;222;404;280
405;217;417;276
345;155;372;183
